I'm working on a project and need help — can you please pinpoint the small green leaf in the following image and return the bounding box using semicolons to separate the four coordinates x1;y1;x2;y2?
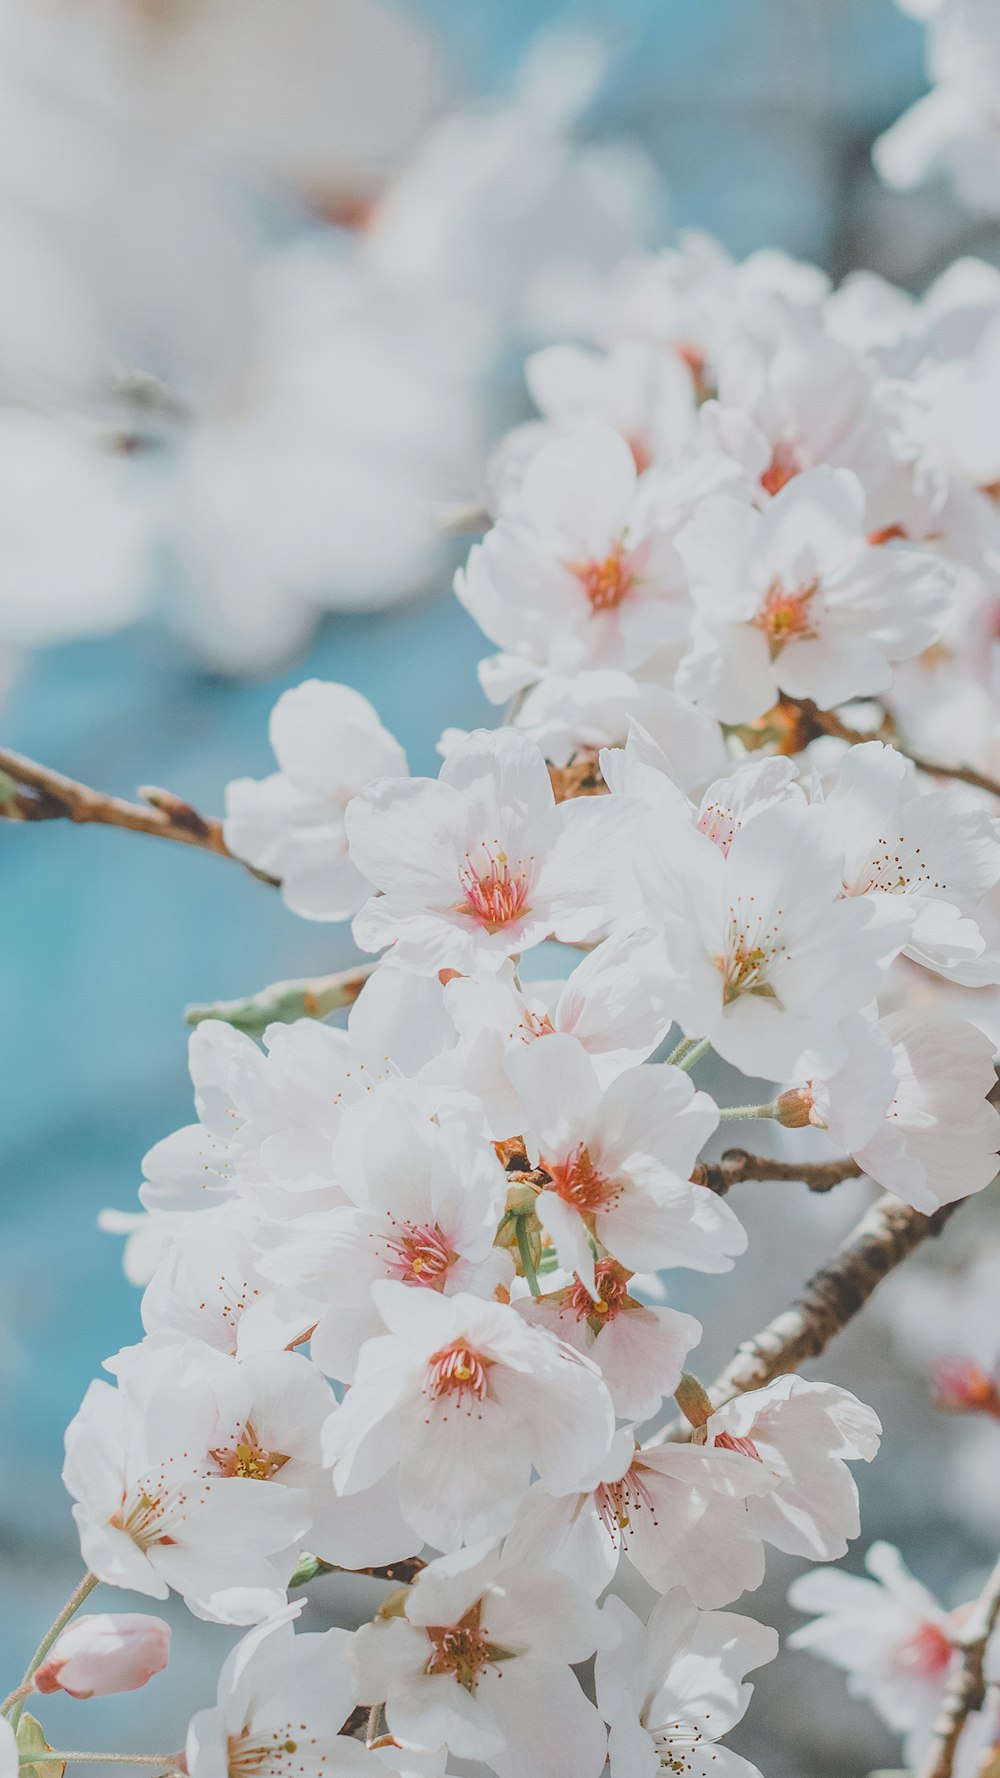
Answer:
288;1553;338;1588
17;1714;64;1778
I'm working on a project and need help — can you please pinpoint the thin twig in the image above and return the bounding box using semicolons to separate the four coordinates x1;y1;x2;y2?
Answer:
799;703;1000;799
919;1550;1000;1778
692;1148;863;1196
645;1193;961;1447
185;964;375;1036
0;748;277;885
4;1573;98;1728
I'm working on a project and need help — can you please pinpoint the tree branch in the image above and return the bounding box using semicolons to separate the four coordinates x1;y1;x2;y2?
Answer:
795;703;1000;799
645;1192;961;1447
186;964;375;1036
0;747;277;884
692;1148;863;1195
919;1550;1000;1778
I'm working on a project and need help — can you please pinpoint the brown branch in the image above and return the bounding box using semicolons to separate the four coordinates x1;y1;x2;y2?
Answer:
645;1192;961;1447
692;1148;863;1196
0;746;278;884
919;1550;1000;1778
795;702;1000;799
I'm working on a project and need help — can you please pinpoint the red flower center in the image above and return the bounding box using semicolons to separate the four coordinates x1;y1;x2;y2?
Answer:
754;579;817;654
760;441;802;496
427;1342;492;1407
891;1621;954;1681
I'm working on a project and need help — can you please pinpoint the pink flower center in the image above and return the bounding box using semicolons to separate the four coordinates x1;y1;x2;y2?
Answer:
567;541;637;614
754;579;817;654
891;1621;954;1681
210;1424;291;1480
760;441;803;496
568;1259;632;1322
545;1143;621;1214
595;1462;659;1540
424;1600;507;1691
427;1341;492;1405
456;850;531;934
381;1221;458;1290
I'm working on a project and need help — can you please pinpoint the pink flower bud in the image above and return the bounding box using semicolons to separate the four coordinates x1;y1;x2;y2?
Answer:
34;1615;171;1699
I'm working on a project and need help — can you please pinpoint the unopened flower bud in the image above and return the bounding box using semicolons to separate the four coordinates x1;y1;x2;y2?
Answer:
775;1088;816;1129
674;1371;714;1431
34;1615;170;1699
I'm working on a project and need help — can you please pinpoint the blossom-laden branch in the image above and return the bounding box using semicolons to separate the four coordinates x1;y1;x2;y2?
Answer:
692;1148;864;1196
647;1192;961;1447
0;748;278;885
185;964;375;1037
918;1550;1000;1778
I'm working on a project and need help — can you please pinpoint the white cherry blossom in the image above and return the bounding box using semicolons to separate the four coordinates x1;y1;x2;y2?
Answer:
827;739;1000;984
808;1008;1000;1213
506;1032;740;1298
347;726;637;975
186;1604;378;1778
322;1282;616;1551
352;1543;609;1778
224;681;407;921
675;467;952;722
596;1590;778;1778
638;797;912;1078
454;421;690;696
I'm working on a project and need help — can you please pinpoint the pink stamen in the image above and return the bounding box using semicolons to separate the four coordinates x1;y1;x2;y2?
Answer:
595;1462;659;1540
567;1259;632;1322
546;1143;621;1214
713;1429;763;1461
382;1221;458;1290
456;851;531;934
427;1342;492;1404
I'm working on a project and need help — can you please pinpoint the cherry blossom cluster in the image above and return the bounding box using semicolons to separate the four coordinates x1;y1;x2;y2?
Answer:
9;39;1000;1778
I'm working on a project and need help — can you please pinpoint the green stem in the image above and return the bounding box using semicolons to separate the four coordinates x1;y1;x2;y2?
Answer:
718;1103;779;1121
675;1038;711;1074
19;1756;180;1767
5;1575;99;1726
515;1217;541;1298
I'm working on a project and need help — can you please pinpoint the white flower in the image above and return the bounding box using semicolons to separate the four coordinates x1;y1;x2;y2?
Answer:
501;671;729;779
517;1259;701;1422
347;726;637;975
638;798;912;1079
602;716;802;851
34;1614;171;1699
63;1349;306;1622
0;1718;15;1778
506;1033;740;1298
186;1603;377;1778
596;1590;778;1778
827;739;1000;984
439;936;672;1135
505;1432;780;1607
224;681;407;921
139;1214;313;1356
322;1282;616;1550
524;339;699;471
704;1375;882;1560
259;1090;512;1382
455;421;689;694
809;1008;1000;1213
788;1541;992;1769
352;1543;609;1778
676;467;952;721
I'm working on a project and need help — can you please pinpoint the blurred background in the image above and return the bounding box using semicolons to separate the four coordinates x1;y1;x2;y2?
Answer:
2;2;998;1773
